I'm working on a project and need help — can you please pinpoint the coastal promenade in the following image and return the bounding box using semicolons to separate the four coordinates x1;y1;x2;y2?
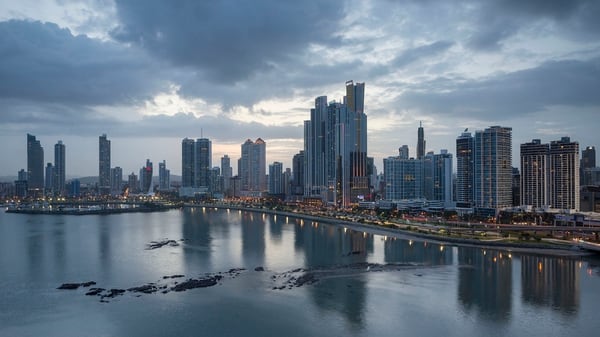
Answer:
190;202;597;256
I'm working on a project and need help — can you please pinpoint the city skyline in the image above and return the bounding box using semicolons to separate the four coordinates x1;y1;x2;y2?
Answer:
1;1;599;176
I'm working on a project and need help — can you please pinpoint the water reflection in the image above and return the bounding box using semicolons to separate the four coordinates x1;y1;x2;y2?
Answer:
457;247;512;322
240;211;265;267
293;221;373;329
98;215;111;272
383;238;452;265
51;218;66;275
521;256;579;314
26;216;45;279
181;208;212;269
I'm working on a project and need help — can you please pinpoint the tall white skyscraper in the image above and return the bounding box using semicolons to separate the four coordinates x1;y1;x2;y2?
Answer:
473;126;513;212
240;138;266;193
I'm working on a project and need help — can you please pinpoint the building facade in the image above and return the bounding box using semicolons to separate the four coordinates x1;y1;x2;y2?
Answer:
549;137;579;211
455;131;473;208
240;138;267;193
27;134;44;193
520;139;549;208
472;126;513;211
98;134;111;194
53;141;65;196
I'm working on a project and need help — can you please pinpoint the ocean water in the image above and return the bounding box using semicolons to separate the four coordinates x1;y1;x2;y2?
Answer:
1;207;599;337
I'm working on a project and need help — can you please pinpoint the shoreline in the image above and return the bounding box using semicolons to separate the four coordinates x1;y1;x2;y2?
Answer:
193;203;593;257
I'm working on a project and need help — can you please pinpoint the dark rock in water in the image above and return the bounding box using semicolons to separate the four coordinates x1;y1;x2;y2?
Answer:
57;281;96;290
294;273;317;287
85;288;104;296
101;288;126;299
57;283;81;290
171;277;220;292
146;239;179;250
162;274;185;279
128;284;158;294
254;266;265;272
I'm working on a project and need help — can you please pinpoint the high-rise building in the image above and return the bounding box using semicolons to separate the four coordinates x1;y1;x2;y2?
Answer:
337;81;368;206
159;160;170;191
221;155;232;194
520;139;549;208
581;146;596;186
45;163;54;193
292;151;304;196
303;81;367;207
383;157;423;200
549;137;579;210
398;145;409;160
139;159;153;194
210;167;222;194
240;138;266;193
195;138;212;188
472;126;512;211
128;172;138;194
110;167;123;194
417;122;425;160
98;134;111;194
18;168;28;181
27;134;44;192
284;168;292;197
456;131;473;208
181;138;195;188
423;150;453;205
268;162;284;195
53;141;65;196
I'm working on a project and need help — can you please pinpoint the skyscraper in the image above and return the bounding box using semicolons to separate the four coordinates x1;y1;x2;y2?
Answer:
473;126;512;211
520;139;549;208
240;138;266;193
398;145;409;160
195;138;212;188
581;146;596;186
128;172;139;194
98;134;111;194
292;151;304;196
456;131;473;208
303;81;368;207
159;160;170;191
110;167;123;194
181;138;195;188
139;159;153;194
27;133;44;192
221;155;232;194
268;162;284;195
45;163;54;194
337;81;368;206
549;137;579;210
383;156;423;200
423;150;453;205
53;140;65;196
417;122;425;160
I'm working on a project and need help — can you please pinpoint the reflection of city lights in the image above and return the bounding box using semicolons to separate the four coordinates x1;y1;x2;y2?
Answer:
227;209;230;213
538;262;543;272
483;250;486;256
588;268;593;276
286;217;288;223
508;253;512;259
344;227;347;233
493;257;497;263
440;246;444;252
579;261;582;269
499;253;503;259
409;240;413;246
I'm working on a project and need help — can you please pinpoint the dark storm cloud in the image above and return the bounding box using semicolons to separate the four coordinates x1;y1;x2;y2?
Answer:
466;0;600;50
110;0;343;84
0;20;166;106
399;57;600;117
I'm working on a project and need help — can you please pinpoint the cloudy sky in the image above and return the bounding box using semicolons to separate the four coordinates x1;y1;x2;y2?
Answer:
1;0;599;178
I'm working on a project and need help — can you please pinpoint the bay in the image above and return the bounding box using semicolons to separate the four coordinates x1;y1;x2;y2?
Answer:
1;207;599;337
